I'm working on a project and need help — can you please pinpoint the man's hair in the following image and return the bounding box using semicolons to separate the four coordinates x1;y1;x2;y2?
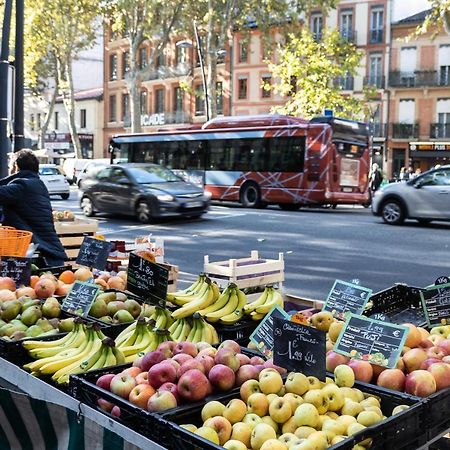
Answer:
14;149;39;173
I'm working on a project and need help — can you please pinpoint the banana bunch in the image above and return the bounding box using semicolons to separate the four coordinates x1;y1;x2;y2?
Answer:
23;322;125;384
186;317;219;345
243;286;284;320
168;318;191;342
167;274;220;308
147;306;173;330
170;277;219;320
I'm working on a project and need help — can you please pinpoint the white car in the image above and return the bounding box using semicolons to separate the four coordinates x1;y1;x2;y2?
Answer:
372;165;450;225
38;164;70;199
77;159;111;188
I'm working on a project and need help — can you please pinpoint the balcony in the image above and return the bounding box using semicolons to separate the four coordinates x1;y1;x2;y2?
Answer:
389;70;450;88
392;123;419;139
340;29;357;43
371;123;387;138
363;75;385;89
370;29;383;44
142;63;191;81
333;76;354;90
430;123;450;139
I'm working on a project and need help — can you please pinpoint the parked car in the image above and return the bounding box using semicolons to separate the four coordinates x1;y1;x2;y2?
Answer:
38;164;70;199
62;158;92;184
372;165;450;225
79;163;211;223
77;159;111;187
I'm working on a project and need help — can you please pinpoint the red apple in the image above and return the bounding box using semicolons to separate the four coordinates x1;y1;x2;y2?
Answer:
236;353;251;366
218;339;241;354
326;351;350;372
135;371;149;385
376;368;406;392
96;374;115;391
157;341;176;358
405;370;437;397
110;374;136;399
97;398;114;413
418;339;434;349
111;406;121;417
250;356;265;366
426;346;446;360
173;341;198;357
214;348;241;372
195;354;215;375
235;364;260;386
162;358;180;372
172;353;194;365
403;348;428;373
429;335;445;346
147;390;177;412
442;355;450;364
197;347;217;358
348;360;373;383
158;382;181;403
208;364;236;391
177;359;205;378
133;356;143;368
437;340;450;356
428;362;450;391
371;364;386;383
421;358;442;370
263;359;287;374
129;384;156;409
140;351;167;372
253;364;266;374
148;361;177;388
177;369;210;401
240;379;262;403
196;342;213;352
122;367;142;378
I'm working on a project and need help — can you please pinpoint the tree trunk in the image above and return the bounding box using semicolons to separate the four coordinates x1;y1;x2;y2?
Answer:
128;37;142;133
206;1;217;120
38;81;58;149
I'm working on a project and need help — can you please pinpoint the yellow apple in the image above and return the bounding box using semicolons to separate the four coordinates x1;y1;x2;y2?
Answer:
247;393;270;417
231;422;252;448
331;435;347;445
306;431;329;450
303;389;329;414
339;387;359;402
294;426;316;438
322;383;344;412
284;393;304;412
352;389;365;402
293;403;320;428
260;439;288;450
223;398;247;424
334;365;355;388
281;416;297;434
317;414;332;429
250;423;277;450
357;410;382;427
321;419;345;436
240;379;261;403
363;405;383;418
180;424;197;433
325;411;339;420
201;400;226;422
269;397;293;424
194;426;220;444
278;432;299;446
336;414;357;432
328;321;344;342
261;415;279;433
204;416;232;446
259;370;283;395
347;423;371;447
325;377;334;384
359;397;380;408
326;338;334;352
243;413;262;430
341;398;364;417
310;311;334;332
290;441;315;450
267;393;279;404
392;405;409;415
307;376;323;390
223;439;248;450
285;372;309;396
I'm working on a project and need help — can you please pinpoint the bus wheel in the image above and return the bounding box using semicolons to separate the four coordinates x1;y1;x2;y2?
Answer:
278;203;301;211
136;201;152;223
240;183;262;208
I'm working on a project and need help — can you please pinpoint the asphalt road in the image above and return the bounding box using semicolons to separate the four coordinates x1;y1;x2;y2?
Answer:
51;187;450;302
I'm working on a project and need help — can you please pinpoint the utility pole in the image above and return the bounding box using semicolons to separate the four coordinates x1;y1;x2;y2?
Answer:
0;0;13;178
14;0;25;152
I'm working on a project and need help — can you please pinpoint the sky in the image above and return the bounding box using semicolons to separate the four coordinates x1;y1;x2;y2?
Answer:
392;0;431;21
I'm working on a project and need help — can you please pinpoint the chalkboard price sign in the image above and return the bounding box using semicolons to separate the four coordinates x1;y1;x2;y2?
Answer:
127;252;169;307
249;305;291;358
0;257;31;287
334;314;408;368
273;317;326;379
76;237;113;271
62;281;100;317
323;280;372;320
421;283;450;327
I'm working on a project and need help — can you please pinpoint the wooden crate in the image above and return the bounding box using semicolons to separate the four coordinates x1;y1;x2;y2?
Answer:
54;219;99;263
204;250;284;289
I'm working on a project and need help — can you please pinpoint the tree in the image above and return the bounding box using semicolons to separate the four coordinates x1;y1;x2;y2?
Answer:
414;0;450;36
102;0;187;133
266;29;364;119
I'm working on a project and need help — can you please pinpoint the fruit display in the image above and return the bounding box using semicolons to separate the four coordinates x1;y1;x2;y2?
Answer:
169;316;220;345
175;365;410;449
243;286;284;321
52;210;75;221
23;321;125;384
88;291;143;324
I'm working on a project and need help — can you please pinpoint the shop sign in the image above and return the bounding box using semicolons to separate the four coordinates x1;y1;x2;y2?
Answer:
409;142;450;151
141;113;165;127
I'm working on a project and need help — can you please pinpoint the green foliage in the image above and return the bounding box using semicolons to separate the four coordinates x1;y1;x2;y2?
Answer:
267;29;364;119
413;0;450;37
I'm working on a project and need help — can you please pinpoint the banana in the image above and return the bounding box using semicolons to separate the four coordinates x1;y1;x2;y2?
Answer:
115;321;137;346
243;288;270;314
200;320;213;344
169;319;183;341
171;281;216;320
166;274;204;301
250;312;266;321
210;324;220;345
255;288;284;314
119;328;153;357
197;285;232;316
210;282;221;302
205;289;238;323
79;344;105;372
192;319;204;343
168;275;208;306
112;346;126;365
23;322;82;351
179;319;191;342
186;319;198;342
219;287;247;325
154;307;167;329
102;346;117;369
89;346;109;371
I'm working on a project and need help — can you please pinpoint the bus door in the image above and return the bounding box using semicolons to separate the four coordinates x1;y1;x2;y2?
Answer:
334;142;368;196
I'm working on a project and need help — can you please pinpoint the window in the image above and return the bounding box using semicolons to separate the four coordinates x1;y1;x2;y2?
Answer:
176;46;187;65
140;48;148;69
370;8;384;43
340;9;353;40
37;113;41;129
30;114;35;131
262;75;272;98
156;52;165;68
216;82;223;115
109;95;117;122
238;77;247;99
368;53;382;87
155;89;164;113
311;14;323;40
80;109;86;128
174;87;183;112
110;54;118;80
238;41;248;63
439;45;450;85
195;85;205;116
268;137;305;172
122;93;130;121
399;99;415;123
122;51;130;78
440;66;450;85
54;111;59;130
140;91;147;115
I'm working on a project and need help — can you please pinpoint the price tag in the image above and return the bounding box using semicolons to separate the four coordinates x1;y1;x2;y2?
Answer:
127;252;169;307
76;236;113;271
435;276;450;286
421;283;450;327
273;317;326;379
0;257;31;287
323;279;372;320
334;314;408;368
62;281;100;317
250;305;291;358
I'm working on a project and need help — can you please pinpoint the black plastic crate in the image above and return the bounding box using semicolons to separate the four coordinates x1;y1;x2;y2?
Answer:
423;387;450;442
213;317;259;346
364;283;426;326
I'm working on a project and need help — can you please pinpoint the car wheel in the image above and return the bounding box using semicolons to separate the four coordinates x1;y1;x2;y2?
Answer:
240;183;262;208
81;197;95;217
417;218;432;225
187;213;203;219
60;193;70;200
136;201;152;223
381;200;405;225
278;203;301;211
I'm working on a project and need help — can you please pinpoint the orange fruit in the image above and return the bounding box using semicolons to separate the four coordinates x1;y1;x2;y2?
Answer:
59;270;75;284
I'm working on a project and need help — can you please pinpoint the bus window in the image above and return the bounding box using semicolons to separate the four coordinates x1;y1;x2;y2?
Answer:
186;141;206;170
268;137;305;172
209;140;231;170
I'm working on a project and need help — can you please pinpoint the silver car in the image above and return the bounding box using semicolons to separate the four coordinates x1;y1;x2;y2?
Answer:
372;165;450;225
38;164;70;199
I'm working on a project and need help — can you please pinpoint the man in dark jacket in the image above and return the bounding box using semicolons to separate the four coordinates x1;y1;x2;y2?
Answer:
0;149;67;266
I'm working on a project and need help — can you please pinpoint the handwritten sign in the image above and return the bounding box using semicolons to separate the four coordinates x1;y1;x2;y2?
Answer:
421;283;450;327
323;280;372;320
62;281;100;317
334;314;408;368
273;317;326;379
250;305;291;358
76;237;113;271
435;276;450;286
0;257;31;287
127;252;169;307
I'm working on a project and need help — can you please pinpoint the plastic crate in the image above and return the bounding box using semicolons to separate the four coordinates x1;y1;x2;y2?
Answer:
423;387;450;442
213;317;259;346
364;284;426;326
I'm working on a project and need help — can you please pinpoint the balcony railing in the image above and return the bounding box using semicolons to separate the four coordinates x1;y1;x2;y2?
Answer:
370;29;383;43
363;75;385;89
389;70;450;88
340;29;357;43
430;123;450;139
333;76;354;90
392;123;419;139
370;123;387;138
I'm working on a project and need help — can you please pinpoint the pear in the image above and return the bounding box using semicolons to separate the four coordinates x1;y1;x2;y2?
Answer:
0;323;20;337
58;318;75;332
113;309;134;323
115;292;127;302
107;301;127;316
89;298;108;318
25;325;44;337
21;306;42;326
1;300;22;321
36;318;54;332
9;319;28;332
96;292;117;304
10;330;27;341
42;297;61;319
99;316;113;324
48;318;60;329
0;319;6;328
21;299;41;312
124;299;141;318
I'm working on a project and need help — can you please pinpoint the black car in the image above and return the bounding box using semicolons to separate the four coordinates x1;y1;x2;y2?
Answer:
79;163;211;223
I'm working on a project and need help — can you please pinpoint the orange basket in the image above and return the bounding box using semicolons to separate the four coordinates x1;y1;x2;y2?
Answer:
0;228;33;257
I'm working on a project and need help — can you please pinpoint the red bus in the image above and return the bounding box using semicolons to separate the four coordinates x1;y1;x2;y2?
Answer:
109;114;370;209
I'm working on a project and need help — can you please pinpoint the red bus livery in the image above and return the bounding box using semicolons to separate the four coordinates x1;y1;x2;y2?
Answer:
110;114;370;209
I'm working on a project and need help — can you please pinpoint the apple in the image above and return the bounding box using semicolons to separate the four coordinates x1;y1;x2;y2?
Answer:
403;348;428;373
215;348;241;372
198;347;217;358
110;373;136;399
310;310;334;332
162;358;180;372
306;376;322;390
135;371;149;385
328;320;345;342
243;413;262;430
437;339;450;356
263;359;287;375
247;392;270;417
173;341;198;357
223;440;248;450
97;398;114;413
303;389;328;415
196;341;213;352
322;383;344;412
428;362;450;390
259;369;283;395
259;439;288;450
250;356;265;366
231;422;252;448
218;339;241;354
285;372;309;396
223;398;247;424
334;365;355;388
404;323;422;348
201;400;226;422
148;361;178;388
158;382;180;403
293;403;320;428
420;358;442;370
405;370;437;397
443;355;450;364
418;339;434;349
157;341;176;358
283;393;304;412
129;384;156;409
429;335;445;346
341;398;364;417
235;364;259;386
250;422;277;450
121;366;142;378
140;351;167;372
96;373;115;391
376;368;406;392
240;379;261;402
147;390;177;412
172;353;193;365
392;405;410;415
208;364;236;391
237;353;251;366
177;359;205;378
426;346;446;360
348;360;373;383
133;356;143;368
195;354;215;375
0;277;15;291
204;416;233;446
268;397;292;424
194;426;220;444
111;405;121;417
326;351;350;372
370;364;386;383
177;369;210;401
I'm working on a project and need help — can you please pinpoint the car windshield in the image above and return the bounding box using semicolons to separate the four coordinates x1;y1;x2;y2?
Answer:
127;166;180;184
39;167;60;176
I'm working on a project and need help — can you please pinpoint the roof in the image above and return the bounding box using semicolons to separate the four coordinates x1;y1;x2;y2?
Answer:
56;87;103;103
394;9;431;25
